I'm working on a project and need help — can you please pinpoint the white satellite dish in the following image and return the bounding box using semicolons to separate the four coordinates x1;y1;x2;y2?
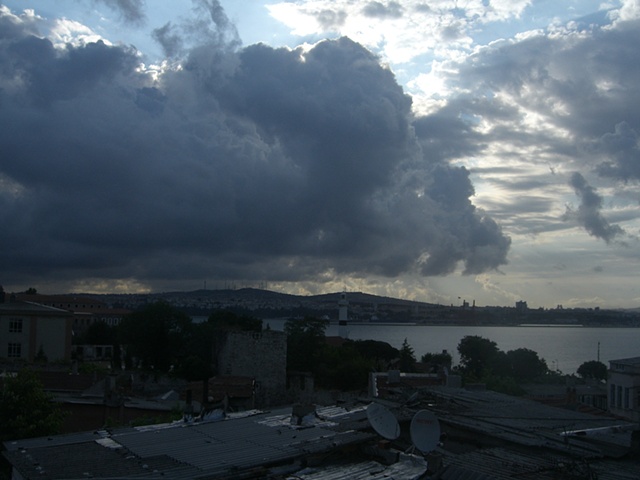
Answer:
410;410;440;453
366;402;400;440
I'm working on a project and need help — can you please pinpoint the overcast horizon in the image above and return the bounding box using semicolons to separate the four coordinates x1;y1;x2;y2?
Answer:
1;1;640;309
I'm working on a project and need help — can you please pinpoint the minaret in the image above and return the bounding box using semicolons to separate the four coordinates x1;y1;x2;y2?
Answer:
338;291;349;338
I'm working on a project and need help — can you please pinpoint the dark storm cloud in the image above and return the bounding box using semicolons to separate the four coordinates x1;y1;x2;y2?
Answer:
564;173;624;243
412;105;484;162
0;6;510;289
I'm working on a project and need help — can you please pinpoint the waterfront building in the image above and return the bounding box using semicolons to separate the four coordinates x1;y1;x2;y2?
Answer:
608;356;640;422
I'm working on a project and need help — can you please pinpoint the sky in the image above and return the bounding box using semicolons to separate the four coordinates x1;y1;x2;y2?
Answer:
1;0;639;309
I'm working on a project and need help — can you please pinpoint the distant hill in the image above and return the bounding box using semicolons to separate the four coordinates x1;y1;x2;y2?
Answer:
76;287;442;321
160;288;438;308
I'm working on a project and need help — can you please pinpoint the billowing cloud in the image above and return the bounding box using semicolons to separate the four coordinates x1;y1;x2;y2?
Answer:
0;5;510;291
564;173;624;243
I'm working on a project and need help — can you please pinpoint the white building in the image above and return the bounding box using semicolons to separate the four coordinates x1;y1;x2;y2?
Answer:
608;356;640;422
0;299;74;362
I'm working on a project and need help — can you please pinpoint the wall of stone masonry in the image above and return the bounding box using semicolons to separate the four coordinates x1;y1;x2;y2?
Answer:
218;330;287;407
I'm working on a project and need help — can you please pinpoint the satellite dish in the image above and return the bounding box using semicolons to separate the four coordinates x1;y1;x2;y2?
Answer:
366;402;400;440
410;410;440;453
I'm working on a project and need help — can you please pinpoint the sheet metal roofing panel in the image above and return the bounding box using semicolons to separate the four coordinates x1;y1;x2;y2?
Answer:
437;447;575;480
435;447;640;480
110;411;372;475
3;441;192;480
429;387;632;433
114;425;216;458
3;431;105;451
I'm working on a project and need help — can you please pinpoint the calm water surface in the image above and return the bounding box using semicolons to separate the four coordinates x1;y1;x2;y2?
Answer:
265;320;640;374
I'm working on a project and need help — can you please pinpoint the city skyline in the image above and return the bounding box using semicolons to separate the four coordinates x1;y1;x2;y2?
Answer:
1;1;639;309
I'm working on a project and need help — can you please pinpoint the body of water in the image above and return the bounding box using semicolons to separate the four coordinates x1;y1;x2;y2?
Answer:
265;320;640;374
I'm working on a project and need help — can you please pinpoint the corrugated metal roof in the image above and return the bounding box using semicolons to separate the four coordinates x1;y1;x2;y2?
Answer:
109;409;372;475
432;447;640;480
3;440;196;480
286;456;428;480
3;405;374;480
5;391;637;480
3;430;106;451
425;386;634;457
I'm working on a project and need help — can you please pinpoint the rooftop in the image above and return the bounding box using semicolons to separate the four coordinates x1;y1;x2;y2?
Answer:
3;387;639;479
3;406;374;479
0;301;73;316
609;356;640;366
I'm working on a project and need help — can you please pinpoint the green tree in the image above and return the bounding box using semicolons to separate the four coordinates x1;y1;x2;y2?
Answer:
118;302;192;372
78;321;122;370
0;369;65;441
82;321;118;345
173;322;215;382
457;336;500;378
207;310;262;332
348;339;398;368
318;344;371;390
421;351;453;367
34;345;48;363
284;316;328;374
399;338;416;372
505;348;549;382
577;360;608;382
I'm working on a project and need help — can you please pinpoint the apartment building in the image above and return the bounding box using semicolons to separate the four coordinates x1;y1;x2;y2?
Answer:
0;296;74;362
608;356;640;422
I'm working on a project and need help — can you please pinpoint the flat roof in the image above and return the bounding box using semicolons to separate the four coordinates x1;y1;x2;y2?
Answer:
609;356;640;366
0;301;73;316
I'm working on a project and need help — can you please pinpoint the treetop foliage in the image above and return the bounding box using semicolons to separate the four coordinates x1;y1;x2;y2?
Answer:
456;335;550;390
399;338;417;372
0;369;65;441
577;360;608;381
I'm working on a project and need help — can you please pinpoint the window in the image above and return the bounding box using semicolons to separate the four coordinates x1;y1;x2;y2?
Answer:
9;318;22;333
624;388;630;409
610;383;616;406
8;342;22;358
616;386;623;408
